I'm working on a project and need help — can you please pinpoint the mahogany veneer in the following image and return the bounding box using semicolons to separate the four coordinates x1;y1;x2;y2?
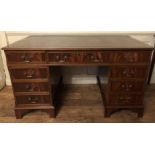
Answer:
2;35;153;119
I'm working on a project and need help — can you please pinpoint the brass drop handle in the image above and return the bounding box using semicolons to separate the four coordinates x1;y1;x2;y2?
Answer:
25;74;34;78
119;96;131;102
119;96;124;100
123;70;128;75
25;85;31;90
128;84;133;88
56;55;60;60
90;55;99;63
121;84;133;91
21;54;32;63
28;97;39;103
59;60;65;63
122;69;135;77
121;84;125;88
56;55;63;62
57;55;68;63
123;54;134;62
24;59;31;63
25;54;33;63
26;75;33;78
127;58;134;63
90;55;94;59
25;85;37;91
64;55;68;59
21;54;26;60
93;59;99;63
24;71;35;78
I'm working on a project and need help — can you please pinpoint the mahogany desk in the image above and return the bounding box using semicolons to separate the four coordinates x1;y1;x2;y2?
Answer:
3;35;153;119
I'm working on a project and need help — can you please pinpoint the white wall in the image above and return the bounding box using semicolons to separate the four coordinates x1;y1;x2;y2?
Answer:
0;32;12;85
0;35;6;89
1;31;155;85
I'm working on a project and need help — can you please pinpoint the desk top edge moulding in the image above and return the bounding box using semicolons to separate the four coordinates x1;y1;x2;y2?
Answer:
2;35;154;119
2;35;153;50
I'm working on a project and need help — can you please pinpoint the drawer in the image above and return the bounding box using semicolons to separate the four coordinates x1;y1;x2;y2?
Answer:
48;52;76;63
6;51;45;64
109;94;143;105
81;52;109;63
10;68;48;79
13;82;49;92
111;51;151;64
110;81;144;92
16;95;51;104
110;66;148;78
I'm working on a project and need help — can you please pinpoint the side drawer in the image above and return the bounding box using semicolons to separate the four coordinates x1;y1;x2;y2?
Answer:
109;94;143;105
111;51;151;64
16;95;51;104
13;82;49;92
6;51;45;64
10;68;48;80
110;80;144;92
110;66;148;78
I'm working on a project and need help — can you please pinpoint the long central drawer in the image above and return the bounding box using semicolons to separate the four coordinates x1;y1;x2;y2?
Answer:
47;51;109;64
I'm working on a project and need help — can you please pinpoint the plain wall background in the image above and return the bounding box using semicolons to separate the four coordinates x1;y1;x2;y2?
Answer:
0;35;5;89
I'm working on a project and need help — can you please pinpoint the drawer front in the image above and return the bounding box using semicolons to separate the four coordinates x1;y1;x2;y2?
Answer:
110;81;144;92
10;68;48;79
48;52;76;63
82;52;109;63
13;82;49;92
16;95;50;104
111;51;151;64
6;52;45;64
109;94;143;105
110;66;148;78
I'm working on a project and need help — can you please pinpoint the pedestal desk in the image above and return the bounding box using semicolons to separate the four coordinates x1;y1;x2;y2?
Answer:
3;35;153;119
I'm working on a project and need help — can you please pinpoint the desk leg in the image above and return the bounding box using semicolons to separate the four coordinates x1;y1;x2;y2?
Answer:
104;108;112;117
42;109;55;118
15;108;55;119
104;107;144;118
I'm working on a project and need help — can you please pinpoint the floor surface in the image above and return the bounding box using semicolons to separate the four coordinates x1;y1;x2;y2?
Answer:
0;85;155;123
